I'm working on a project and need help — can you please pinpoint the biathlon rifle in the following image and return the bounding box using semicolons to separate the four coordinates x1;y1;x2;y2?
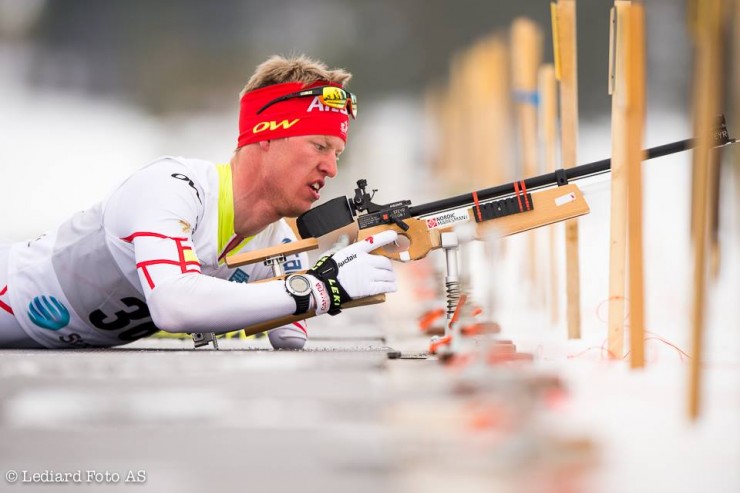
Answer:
227;116;736;335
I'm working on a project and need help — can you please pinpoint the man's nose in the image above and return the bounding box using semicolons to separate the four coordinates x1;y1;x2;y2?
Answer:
319;154;338;178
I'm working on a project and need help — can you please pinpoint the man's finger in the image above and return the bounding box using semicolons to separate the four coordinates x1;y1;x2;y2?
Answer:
372;269;396;283
355;230;399;253
365;253;394;271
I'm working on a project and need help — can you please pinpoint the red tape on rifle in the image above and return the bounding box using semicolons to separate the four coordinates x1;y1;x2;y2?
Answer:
521;180;531;210
472;191;483;222
513;181;524;212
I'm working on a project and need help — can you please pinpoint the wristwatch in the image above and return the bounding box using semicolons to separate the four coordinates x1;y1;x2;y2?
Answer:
285;274;312;315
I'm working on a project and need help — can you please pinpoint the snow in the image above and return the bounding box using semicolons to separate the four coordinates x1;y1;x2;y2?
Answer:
1;43;738;493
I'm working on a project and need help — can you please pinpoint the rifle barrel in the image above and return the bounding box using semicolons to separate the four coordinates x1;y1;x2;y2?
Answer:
409;137;702;217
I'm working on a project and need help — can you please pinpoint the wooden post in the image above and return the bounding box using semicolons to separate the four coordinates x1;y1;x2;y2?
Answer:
512;18;543;180
512;18;544;300
443;54;468;193
687;0;726;421
551;0;582;339
468;34;514;323
424;85;445;180
606;1;630;359
460;47;484;192
625;4;647;368
538;64;560;325
472;35;513;188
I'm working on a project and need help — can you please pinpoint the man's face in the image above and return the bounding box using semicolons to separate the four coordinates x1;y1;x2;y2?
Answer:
261;134;344;217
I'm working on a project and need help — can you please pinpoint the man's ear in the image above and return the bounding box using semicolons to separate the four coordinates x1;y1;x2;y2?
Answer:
259;140;271;152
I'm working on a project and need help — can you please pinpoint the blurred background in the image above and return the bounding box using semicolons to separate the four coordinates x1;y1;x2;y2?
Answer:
0;0;697;240
0;2;738;492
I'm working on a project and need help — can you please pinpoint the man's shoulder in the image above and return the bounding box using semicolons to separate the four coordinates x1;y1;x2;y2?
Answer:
130;156;219;191
140;156;216;174
103;156;219;213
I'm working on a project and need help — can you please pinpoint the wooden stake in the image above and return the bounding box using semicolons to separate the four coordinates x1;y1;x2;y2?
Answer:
472;35;513;187
551;0;582;339
539;64;560;324
459;47;483;191
424;85;446;180
606;1;630;359
687;0;725;421
443;54;468;193
512;18;543;180
512;18;544;301
625;4;647;369
709;149;721;280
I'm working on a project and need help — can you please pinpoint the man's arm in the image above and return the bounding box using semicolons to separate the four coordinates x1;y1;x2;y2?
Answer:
104;159;397;335
104;159;299;334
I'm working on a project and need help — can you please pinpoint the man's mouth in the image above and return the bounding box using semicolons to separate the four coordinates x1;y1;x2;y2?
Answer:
309;181;323;200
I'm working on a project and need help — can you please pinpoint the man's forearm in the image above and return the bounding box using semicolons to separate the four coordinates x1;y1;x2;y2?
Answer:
147;273;295;333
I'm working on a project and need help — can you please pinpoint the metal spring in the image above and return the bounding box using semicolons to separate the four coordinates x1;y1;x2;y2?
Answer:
445;280;461;317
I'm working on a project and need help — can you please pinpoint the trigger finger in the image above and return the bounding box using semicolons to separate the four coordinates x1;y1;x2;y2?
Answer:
361;230;399;252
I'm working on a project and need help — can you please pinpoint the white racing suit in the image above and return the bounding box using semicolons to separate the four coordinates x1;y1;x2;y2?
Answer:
0;157;308;348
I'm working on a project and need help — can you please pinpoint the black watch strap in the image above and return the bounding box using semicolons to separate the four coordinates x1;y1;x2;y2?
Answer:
292;293;311;315
285;275;312;315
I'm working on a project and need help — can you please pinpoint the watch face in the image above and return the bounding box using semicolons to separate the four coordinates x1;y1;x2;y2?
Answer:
288;275;311;294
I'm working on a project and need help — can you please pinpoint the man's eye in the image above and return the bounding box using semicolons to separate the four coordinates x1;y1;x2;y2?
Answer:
314;143;326;151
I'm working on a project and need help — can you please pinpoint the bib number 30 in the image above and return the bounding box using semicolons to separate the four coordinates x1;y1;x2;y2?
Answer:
89;297;159;341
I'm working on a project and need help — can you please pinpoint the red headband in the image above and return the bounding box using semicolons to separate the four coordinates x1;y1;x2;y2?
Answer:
237;81;350;147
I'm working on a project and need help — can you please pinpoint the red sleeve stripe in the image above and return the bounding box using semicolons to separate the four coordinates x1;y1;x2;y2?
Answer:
0;285;13;315
140;268;156;290
121;232;189;243
136;265;201;290
292;321;308;336
0;301;12;315
126;234;203;288
136;259;201;269
135;258;201;290
177;241;186;269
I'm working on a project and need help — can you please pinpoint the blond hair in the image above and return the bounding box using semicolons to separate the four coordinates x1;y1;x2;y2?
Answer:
240;54;352;97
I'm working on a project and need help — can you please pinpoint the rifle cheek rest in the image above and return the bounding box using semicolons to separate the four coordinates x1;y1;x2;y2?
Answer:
297;197;355;239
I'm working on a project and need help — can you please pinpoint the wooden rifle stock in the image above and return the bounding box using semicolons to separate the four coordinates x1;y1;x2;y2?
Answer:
240;295;386;336
224;238;386;336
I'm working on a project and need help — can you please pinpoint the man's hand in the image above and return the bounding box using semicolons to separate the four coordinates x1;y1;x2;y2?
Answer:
306;230;398;315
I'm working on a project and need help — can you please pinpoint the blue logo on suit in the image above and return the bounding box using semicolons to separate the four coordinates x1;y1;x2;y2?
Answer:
228;268;250;283
28;295;70;331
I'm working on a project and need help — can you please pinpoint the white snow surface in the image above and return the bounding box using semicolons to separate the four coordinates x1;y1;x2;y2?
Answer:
1;47;738;493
